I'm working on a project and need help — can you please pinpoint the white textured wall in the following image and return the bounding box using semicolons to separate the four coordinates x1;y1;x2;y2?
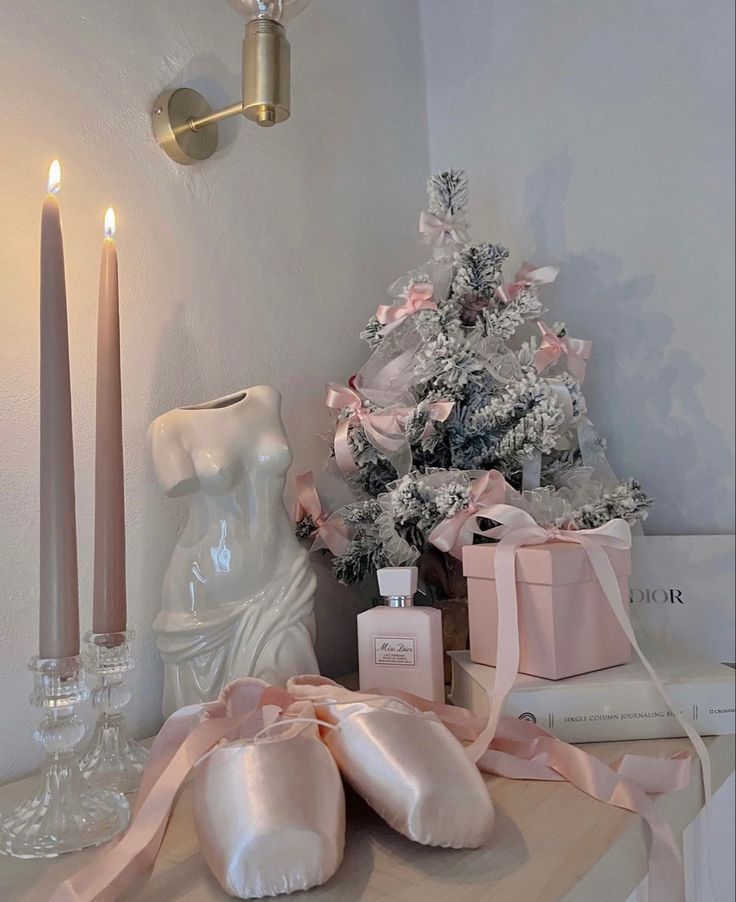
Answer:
420;0;735;535
1;0;732;784
0;0;429;781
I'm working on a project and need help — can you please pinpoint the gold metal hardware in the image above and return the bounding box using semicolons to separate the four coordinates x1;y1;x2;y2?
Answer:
152;15;296;164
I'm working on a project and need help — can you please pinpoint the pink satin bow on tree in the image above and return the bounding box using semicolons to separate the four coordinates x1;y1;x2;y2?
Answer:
375;282;438;335
294;472;350;556
533;320;592;383
428;470;508;559
419;209;470;247
326;383;453;476
496;261;559;304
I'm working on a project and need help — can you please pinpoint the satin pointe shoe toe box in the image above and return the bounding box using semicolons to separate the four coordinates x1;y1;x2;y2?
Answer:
193;725;345;899
324;706;494;849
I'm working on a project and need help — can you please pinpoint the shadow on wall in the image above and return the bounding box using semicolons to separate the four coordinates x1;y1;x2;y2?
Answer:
144;297;208;529
136;298;208;689
523;153;733;535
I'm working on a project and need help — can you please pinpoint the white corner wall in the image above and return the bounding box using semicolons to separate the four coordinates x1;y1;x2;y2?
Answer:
0;0;429;782
1;0;733;784
420;0;735;535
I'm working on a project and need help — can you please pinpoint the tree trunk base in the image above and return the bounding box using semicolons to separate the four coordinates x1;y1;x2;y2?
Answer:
438;597;469;684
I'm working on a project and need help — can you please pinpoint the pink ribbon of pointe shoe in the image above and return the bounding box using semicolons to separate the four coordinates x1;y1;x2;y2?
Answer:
53;602;704;902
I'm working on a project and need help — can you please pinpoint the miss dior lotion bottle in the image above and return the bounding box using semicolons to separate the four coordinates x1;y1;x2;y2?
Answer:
358;567;444;702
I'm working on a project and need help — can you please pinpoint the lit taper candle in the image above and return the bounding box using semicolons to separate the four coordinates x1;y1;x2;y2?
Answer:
39;160;81;659
92;207;127;637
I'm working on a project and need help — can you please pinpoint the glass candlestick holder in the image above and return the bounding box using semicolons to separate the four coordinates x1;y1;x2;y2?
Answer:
80;630;148;794
0;655;129;858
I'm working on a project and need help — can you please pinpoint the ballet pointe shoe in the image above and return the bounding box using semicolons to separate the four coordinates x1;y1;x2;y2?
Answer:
287;677;494;850
193;696;346;899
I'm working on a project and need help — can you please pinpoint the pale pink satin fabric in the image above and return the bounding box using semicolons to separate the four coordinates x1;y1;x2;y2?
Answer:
376;282;438;336
50;681;294;902
428;470;509;558
419;209;470;247
286;677;495;849
193;699;345;898
325;383;453;476
385;688;691;902
294;471;350;556
325;382;400;475
53;629;700;901
496;261;559;304
464;504;711;809
533;320;592;383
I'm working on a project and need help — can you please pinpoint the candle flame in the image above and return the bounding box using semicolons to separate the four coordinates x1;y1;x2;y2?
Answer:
104;207;116;239
47;160;61;195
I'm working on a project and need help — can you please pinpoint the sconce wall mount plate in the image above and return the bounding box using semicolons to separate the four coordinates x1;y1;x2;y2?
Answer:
152;2;307;166
152;89;220;167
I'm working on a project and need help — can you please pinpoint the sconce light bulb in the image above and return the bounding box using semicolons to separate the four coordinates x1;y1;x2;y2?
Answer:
47;160;61;195
227;0;309;24
104;207;116;239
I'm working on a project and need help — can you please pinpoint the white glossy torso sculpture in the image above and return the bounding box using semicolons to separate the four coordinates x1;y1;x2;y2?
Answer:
149;386;318;717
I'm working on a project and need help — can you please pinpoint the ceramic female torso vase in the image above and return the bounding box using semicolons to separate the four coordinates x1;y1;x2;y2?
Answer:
149;386;318;716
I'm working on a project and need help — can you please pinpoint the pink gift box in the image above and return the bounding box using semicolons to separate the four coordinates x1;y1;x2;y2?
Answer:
463;542;632;680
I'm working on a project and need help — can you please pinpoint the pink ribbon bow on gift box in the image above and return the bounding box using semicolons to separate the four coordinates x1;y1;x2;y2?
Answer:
419;209;470;247
496;261;559;304
450;503;712;821
294;472;350;556
375;282;438;336
326;383;453;476
533;320;592;383
428;470;508;559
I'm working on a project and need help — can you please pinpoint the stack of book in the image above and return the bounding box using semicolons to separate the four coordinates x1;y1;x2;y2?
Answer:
449;647;735;743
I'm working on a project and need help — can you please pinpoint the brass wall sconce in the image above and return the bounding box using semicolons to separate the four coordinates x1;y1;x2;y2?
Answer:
152;0;310;165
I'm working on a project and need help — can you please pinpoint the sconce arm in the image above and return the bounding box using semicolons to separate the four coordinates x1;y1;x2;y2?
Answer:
189;101;245;132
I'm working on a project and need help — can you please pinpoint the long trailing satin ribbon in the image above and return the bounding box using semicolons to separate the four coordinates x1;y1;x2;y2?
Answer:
55;502;713;902
326;383;453;476
50;685;292;902
294;471;350;556
57;672;696;902
457;504;712;809
534;320;592;383
428;470;509;559
376;282;438;336
419;209;469;247
496;261;559;304
370;686;691;902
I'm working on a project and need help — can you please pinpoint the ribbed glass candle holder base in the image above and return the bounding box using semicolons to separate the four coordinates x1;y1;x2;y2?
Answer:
79;631;148;794
0;655;129;858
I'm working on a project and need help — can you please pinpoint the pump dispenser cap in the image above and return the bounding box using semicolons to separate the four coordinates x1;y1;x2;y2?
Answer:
377;567;418;607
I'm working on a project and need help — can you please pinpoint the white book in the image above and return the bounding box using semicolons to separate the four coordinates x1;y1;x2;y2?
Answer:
449;647;735;743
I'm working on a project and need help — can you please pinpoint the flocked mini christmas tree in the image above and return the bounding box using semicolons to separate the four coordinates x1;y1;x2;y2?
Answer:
297;170;651;586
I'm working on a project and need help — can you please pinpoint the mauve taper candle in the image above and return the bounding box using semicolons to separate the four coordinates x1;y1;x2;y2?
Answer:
38;161;80;660
92;208;127;636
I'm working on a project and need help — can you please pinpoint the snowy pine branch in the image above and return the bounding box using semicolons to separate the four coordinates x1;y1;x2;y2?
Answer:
427;169;469;216
310;167;654;583
482;287;545;340
452;243;508;300
571;480;653;529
